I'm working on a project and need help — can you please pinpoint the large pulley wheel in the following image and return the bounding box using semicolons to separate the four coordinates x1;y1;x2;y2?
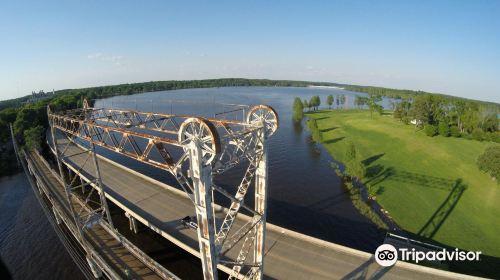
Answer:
246;105;279;137
178;117;221;165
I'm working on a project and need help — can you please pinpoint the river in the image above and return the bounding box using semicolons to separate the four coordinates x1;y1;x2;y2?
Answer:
0;174;84;280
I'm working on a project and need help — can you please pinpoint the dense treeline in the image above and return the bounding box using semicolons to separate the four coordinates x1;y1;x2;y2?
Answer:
344;84;500;109
0;78;341;177
0;95;31;111
0;78;341;112
51;78;340;103
393;94;499;142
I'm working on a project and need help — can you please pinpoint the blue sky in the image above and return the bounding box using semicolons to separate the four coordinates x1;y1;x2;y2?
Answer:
1;0;499;102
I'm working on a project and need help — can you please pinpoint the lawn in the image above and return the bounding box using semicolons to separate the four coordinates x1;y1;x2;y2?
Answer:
307;109;500;257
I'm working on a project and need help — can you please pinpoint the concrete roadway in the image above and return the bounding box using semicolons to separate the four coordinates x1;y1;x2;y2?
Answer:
52;137;479;280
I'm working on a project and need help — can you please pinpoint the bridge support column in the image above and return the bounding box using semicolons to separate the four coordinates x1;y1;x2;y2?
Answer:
48;107;83;238
86;256;103;279
125;212;139;234
253;127;268;279
188;141;218;280
89;140;115;229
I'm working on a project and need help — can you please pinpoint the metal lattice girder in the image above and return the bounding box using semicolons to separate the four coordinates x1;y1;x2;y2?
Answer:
214;149;264;248
48;104;270;173
48;100;279;280
48;105;114;235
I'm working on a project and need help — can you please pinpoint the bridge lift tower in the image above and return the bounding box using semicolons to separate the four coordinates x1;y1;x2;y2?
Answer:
48;99;279;280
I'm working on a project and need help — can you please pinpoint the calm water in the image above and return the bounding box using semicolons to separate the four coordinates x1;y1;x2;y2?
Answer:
0;174;84;280
0;86;389;279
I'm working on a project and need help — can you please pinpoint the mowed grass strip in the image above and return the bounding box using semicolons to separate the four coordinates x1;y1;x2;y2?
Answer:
307;109;500;257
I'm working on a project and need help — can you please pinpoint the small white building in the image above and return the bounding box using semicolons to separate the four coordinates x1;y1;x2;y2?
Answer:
410;119;423;126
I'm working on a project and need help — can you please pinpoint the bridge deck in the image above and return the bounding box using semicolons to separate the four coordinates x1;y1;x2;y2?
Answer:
29;151;173;279
52;136;473;280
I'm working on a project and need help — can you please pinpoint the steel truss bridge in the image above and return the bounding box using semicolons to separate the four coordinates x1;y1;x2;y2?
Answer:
16;100;475;280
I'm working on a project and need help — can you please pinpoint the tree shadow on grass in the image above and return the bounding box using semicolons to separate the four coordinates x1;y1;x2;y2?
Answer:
364;165;395;186
323;137;345;144
319;126;339;133
362;153;385;166
417;179;467;239
313;116;330;121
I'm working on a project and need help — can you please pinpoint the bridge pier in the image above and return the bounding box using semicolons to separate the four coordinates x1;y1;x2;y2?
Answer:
253;128;268;280
188;141;219;280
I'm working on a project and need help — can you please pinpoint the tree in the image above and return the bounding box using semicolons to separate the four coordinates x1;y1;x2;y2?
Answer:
481;113;498;133
335;95;340;108
452;100;467;132
309;96;315;111
346;160;366;182
345;141;357;162
477;146;500;180
344;141;365;182
292;97;304;122
24;125;44;151
307;119;322;142
472;127;484;141
450;126;461;137
309;96;321;111
340;95;346;108
461;105;479;133
394;100;411;124
409;94;444;126
424;125;438;137
293;97;303;111
367;94;383;118
326;95;334;109
438;122;450;137
354;96;369;109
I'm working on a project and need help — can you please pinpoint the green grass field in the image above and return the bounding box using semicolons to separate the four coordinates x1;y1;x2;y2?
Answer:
307;109;500;257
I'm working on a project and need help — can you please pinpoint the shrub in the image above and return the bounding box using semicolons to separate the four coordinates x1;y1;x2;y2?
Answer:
483;133;493;142
477;146;500;180
450;126;461;137
424;125;438;137
438;122;450;137
491;132;500;143
472;128;484;141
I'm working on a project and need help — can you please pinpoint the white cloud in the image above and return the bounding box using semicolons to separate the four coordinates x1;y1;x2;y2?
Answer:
87;52;123;66
87;52;103;59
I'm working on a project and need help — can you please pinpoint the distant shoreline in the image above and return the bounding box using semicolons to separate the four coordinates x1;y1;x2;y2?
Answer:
308;85;345;90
